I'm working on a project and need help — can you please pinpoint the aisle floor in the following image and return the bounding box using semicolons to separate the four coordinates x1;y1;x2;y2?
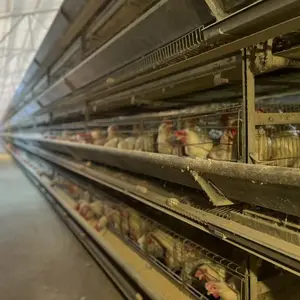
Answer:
0;156;124;300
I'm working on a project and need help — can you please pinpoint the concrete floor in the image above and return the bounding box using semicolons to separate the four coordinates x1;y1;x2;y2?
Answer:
0;155;124;300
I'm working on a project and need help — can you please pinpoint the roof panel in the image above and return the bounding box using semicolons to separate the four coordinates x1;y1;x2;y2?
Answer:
0;0;64;119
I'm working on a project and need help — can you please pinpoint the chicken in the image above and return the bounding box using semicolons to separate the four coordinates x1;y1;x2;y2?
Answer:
95;215;109;232
205;281;239;300
51;174;67;187
117;137;137;150
104;125;123;148
271;130;300;167
76;132;92;144
135;132;156;152
157;120;175;154
69;133;78;142
194;262;226;282
252;127;272;164
61;131;72;141
145;234;165;260
117;125;142;150
175;128;213;159
110;209;122;232
132;124;156;152
208;129;237;161
81;190;91;202
126;208;147;242
149;229;184;270
67;183;81;200
137;235;146;250
90;129;106;145
292;158;300;168
135;135;145;151
77;201;95;220
89;200;104;218
74;199;84;211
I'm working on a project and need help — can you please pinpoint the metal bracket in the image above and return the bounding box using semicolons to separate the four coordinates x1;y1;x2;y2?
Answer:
254;112;300;125
64;145;82;162
190;170;234;206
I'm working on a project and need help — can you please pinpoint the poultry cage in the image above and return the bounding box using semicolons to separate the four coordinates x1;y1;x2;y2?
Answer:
50;169;248;300
39;164;300;300
38;95;300;169
11;143;300;300
42;102;242;163
253;101;300;168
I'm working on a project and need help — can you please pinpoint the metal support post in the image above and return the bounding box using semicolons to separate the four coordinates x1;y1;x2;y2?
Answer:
84;102;90;132
49;112;53;135
248;255;259;300
242;48;256;163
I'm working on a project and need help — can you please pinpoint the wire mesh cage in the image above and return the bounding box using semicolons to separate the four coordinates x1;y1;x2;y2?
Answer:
51;173;84;201
181;239;246;300
143;222;185;277
46;103;242;162
43;169;250;299
253;102;300;168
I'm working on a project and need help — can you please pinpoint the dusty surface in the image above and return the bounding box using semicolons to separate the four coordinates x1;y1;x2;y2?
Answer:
53;188;193;300
0;157;124;300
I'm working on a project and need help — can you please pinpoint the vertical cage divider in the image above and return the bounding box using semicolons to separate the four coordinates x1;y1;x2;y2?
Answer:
242;47;256;164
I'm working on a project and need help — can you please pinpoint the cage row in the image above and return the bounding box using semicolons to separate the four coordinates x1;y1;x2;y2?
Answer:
51;173;245;300
44;115;300;168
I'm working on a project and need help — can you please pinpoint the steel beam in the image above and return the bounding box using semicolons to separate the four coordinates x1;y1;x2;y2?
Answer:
242;48;256;164
248;255;259;300
203;0;300;41
0;8;59;20
254;112;300;125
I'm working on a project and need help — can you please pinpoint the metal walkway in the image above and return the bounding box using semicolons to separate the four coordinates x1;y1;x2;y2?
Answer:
0;155;124;300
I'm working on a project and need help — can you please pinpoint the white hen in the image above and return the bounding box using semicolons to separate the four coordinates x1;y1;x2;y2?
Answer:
205;281;239;300
208;129;236;161
104;124;123;147
175;128;213;159
157;121;174;154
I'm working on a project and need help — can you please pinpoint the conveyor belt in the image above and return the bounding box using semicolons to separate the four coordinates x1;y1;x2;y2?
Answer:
0;155;124;300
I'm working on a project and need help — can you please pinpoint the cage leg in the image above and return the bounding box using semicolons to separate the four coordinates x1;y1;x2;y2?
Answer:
84;101;90;133
248;255;259;300
242;48;256;164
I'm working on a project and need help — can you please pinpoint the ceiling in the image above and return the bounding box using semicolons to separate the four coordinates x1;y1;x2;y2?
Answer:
0;0;64;120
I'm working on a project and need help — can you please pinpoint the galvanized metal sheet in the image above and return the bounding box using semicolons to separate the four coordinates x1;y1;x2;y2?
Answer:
33;75;49;97
67;0;215;89
221;0;257;13
205;174;300;218
22;61;40;86
39;80;72;106
61;0;87;19
36;113;51;125
35;13;69;63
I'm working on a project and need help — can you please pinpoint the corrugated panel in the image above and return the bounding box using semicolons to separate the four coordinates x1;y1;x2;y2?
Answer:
61;0;87;19
221;0;257;13
23;102;41;115
33;75;49;97
50;38;82;75
66;0;214;89
24;61;41;82
38;79;72;107
36;113;51;125
35;13;69;63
